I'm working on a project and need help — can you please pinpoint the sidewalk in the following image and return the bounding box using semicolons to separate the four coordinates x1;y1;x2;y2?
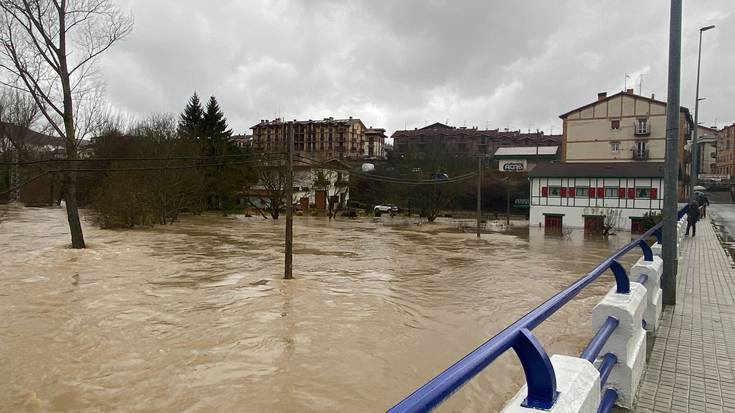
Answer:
635;218;735;412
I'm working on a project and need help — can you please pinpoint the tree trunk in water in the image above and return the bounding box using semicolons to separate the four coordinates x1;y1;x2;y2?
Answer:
64;170;85;248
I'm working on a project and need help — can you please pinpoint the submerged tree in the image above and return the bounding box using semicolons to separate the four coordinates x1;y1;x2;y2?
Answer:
0;0;133;248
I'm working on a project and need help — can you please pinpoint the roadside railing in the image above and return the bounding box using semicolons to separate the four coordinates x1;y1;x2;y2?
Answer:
387;207;687;413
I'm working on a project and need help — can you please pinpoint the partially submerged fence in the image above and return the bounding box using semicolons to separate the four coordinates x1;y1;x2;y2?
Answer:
387;208;687;413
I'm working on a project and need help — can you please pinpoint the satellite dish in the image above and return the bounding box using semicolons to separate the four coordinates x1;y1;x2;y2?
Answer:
361;163;375;172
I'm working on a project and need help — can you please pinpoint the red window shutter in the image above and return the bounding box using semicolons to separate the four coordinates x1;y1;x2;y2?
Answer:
588;187;595;198
628;188;636;199
618;188;626;198
568;187;576;197
541;186;548;197
650;188;658;199
596;187;605;198
560;187;567;197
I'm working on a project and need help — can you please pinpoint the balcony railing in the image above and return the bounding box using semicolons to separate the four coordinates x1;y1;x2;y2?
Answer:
387;207;687;413
632;149;649;161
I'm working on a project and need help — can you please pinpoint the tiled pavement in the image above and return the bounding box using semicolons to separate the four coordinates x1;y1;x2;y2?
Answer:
635;218;735;413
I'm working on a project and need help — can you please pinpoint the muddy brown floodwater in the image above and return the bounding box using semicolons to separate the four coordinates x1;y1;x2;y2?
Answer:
0;206;642;413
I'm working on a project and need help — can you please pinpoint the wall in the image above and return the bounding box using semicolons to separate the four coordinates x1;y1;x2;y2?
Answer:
529;176;664;229
563;94;667;162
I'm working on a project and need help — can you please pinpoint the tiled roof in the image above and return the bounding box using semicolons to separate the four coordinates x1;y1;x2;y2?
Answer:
529;162;665;178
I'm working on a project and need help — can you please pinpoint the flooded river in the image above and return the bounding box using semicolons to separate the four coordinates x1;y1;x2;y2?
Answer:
0;206;642;412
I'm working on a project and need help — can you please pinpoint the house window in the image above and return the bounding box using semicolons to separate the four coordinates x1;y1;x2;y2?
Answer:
549;186;562;197
636;188;651;198
576;187;588;198
636;118;649;134
611;142;621;152
605;187;619;198
636;141;647;153
611;119;620;130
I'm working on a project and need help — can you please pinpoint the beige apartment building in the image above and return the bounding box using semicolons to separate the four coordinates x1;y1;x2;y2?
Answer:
529;90;694;232
560;90;692;168
695;125;718;176
251;117;367;160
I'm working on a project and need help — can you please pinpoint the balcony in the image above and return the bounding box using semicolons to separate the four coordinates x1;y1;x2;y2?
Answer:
632;149;650;161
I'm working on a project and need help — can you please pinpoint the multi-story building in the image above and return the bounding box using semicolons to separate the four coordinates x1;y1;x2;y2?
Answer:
694;125;718;176
529;89;694;233
251;117;367;160
560;90;692;168
365;127;386;160
715;124;735;176
391;122;561;159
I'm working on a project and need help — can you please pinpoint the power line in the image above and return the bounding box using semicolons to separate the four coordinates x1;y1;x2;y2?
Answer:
0;151;287;166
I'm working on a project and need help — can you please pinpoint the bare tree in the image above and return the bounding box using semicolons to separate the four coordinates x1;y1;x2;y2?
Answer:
0;0;133;248
255;160;288;220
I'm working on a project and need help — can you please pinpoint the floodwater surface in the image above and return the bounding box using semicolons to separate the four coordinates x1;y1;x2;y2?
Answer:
0;206;642;412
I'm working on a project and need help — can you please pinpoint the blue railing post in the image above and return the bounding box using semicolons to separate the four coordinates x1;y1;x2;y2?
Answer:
609;260;630;294
654;228;662;244
513;328;559;410
637;239;654;262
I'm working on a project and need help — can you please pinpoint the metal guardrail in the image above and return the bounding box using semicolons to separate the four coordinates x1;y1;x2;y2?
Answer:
387;207;687;413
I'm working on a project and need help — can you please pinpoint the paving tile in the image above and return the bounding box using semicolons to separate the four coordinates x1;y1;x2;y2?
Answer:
634;218;735;412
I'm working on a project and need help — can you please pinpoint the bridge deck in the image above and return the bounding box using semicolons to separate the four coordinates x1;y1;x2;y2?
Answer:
636;217;735;413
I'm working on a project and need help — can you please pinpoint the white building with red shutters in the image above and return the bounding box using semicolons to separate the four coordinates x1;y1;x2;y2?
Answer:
529;162;664;233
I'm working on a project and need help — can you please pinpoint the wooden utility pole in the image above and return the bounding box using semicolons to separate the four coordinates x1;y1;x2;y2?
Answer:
285;121;294;279
476;156;482;238
506;184;511;226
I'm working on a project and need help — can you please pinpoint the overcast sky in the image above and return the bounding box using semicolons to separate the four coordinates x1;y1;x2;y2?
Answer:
99;0;734;137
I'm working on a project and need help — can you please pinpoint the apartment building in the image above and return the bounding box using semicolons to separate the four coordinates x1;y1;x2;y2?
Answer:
251;117;367;160
695;125;718;176
715;124;735;176
391;122;561;159
365;127;387;160
529;90;694;233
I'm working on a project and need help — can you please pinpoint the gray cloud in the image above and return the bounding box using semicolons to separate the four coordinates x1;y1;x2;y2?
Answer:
99;0;734;136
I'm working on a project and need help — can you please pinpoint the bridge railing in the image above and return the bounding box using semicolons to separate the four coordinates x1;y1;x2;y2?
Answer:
387;207;687;413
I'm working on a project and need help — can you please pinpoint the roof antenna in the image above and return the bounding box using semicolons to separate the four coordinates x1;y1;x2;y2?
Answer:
639;74;644;95
624;73;630;90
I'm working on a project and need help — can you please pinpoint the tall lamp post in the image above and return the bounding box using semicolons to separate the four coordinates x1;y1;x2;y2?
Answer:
689;24;716;199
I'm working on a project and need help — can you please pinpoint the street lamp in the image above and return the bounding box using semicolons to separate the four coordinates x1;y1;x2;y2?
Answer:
690;24;716;199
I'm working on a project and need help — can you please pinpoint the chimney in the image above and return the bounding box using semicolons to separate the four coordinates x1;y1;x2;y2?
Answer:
597;92;607;101
626;88;634;94
651;93;655;100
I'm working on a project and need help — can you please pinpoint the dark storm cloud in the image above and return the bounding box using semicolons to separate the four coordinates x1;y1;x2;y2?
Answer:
100;0;734;136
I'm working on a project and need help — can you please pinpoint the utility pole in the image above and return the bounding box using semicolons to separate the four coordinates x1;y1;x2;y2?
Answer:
690;25;716;198
476;156;482;238
285;121;294;280
662;0;682;306
506;180;511;226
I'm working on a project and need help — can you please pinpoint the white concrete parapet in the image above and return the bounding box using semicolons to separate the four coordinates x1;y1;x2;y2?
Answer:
630;256;664;333
651;242;662;257
501;355;600;413
591;283;647;409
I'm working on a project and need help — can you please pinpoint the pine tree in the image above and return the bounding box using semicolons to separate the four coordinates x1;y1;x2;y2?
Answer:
178;92;204;138
201;96;232;140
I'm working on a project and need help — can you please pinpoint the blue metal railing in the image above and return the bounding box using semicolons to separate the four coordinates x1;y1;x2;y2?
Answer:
387;207;686;413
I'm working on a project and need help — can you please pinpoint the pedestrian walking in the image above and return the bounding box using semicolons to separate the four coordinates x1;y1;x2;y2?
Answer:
685;200;700;237
696;192;710;218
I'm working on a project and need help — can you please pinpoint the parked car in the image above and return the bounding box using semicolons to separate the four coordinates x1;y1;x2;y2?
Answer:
374;204;399;214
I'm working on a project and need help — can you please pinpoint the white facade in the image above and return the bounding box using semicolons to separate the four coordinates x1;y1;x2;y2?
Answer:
529;176;664;229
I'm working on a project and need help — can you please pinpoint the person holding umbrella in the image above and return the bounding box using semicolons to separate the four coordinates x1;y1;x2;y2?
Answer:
694;186;709;218
685;199;701;237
